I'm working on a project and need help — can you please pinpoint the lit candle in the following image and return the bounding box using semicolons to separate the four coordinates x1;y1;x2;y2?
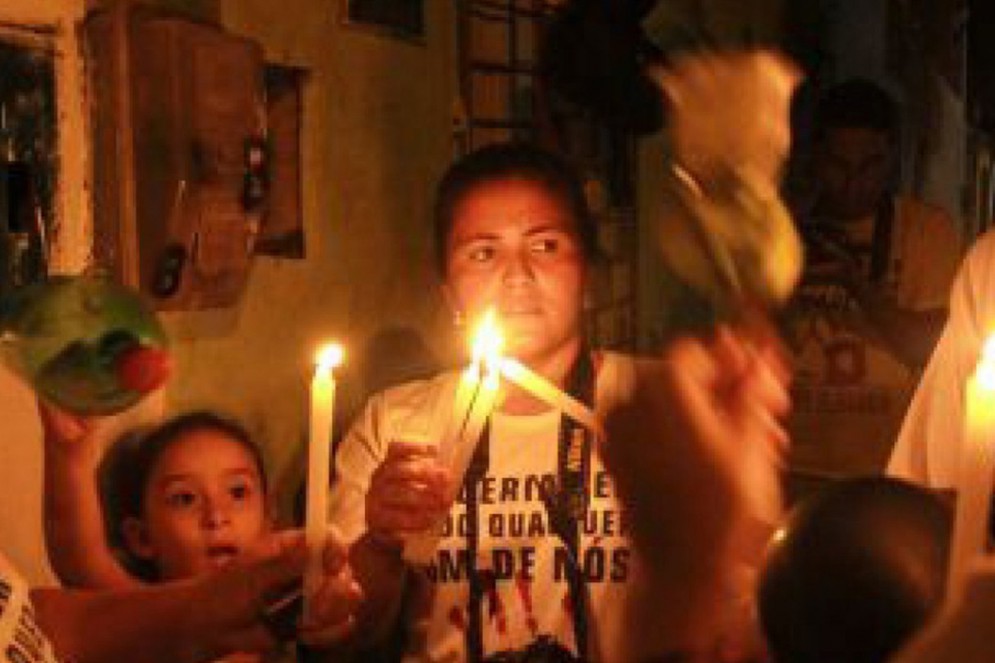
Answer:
444;312;504;480
499;357;604;439
441;363;481;460
948;335;995;594
305;342;344;617
404;311;504;563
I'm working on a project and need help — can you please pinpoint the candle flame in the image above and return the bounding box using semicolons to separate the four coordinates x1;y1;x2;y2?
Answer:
470;309;504;369
979;336;995;392
316;343;345;371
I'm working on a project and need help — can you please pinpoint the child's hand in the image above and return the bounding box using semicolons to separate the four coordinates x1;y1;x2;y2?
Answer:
192;530;361;655
365;441;451;547
299;532;363;647
36;399;107;465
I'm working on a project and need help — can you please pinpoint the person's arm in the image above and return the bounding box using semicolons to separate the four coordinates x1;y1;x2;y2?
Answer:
320;390;450;656
603;328;790;656
31;529;361;663
39;400;141;589
341;441;448;649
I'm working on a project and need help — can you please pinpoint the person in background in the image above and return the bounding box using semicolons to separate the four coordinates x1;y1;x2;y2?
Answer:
783;78;961;476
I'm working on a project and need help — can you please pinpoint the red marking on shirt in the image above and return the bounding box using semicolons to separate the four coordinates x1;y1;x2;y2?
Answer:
516;571;539;635
481;570;508;635
562;593;573;616
449;605;467;632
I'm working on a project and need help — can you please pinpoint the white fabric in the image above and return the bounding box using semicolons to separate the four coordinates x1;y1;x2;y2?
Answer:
786;196;960;475
887;230;995;488
329;353;670;663
0;553;58;663
891;561;995;663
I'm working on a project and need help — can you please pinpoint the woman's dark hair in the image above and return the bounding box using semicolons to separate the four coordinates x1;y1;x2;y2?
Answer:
100;411;267;580
432;142;600;274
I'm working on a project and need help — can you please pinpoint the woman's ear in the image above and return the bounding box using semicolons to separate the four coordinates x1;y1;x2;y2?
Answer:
121;517;156;560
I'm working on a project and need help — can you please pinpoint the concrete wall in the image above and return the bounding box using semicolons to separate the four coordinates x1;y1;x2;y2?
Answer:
0;0;89;585
0;0;458;584
170;0;458;515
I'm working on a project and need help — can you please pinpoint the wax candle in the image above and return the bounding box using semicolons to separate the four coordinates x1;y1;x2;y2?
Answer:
450;363;501;483
404;311;503;563
499;357;604;439
305;342;344;617
949;335;995;595
441;362;481;459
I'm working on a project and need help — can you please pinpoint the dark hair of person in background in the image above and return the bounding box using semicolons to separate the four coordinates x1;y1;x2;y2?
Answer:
814;78;900;142
99;411;267;580
432;142;601;275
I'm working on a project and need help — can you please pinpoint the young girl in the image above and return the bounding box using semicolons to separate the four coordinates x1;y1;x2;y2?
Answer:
40;403;358;661
42;407;270;588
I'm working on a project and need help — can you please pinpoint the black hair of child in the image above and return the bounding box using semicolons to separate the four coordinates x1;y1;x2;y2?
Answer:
100;411;267;580
432;141;602;275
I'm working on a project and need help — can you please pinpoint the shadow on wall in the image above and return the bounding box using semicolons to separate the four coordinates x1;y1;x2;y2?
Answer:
356;324;439;403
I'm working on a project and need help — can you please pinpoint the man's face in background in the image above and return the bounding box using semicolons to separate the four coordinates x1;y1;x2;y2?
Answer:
815;126;894;222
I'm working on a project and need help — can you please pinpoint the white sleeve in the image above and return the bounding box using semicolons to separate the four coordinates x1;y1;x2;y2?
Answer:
888;231;995;487
327;393;390;545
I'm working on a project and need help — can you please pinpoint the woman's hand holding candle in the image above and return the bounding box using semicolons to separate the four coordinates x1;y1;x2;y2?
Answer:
365;441;452;549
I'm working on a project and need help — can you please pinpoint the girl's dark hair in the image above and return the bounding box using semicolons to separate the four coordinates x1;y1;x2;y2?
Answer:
432;142;600;274
101;411;267;580
111;411;268;522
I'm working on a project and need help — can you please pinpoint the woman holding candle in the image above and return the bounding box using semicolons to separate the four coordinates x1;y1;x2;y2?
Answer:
328;133;793;660
330;141;614;662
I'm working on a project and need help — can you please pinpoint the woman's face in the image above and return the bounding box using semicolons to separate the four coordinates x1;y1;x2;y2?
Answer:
124;430;270;580
442;177;587;368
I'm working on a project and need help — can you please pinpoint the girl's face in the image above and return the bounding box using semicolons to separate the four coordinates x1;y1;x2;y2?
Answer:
124;430;270;580
443;177;587;368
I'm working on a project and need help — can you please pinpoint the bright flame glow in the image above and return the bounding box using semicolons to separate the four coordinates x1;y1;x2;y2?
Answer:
978;336;995;392
315;343;345;371
470;309;504;368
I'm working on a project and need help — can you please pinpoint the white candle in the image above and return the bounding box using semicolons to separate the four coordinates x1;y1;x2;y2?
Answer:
305;342;344;617
499;357;604;439
450;365;501;484
949;335;995;594
441;362;481;459
404;311;503;563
